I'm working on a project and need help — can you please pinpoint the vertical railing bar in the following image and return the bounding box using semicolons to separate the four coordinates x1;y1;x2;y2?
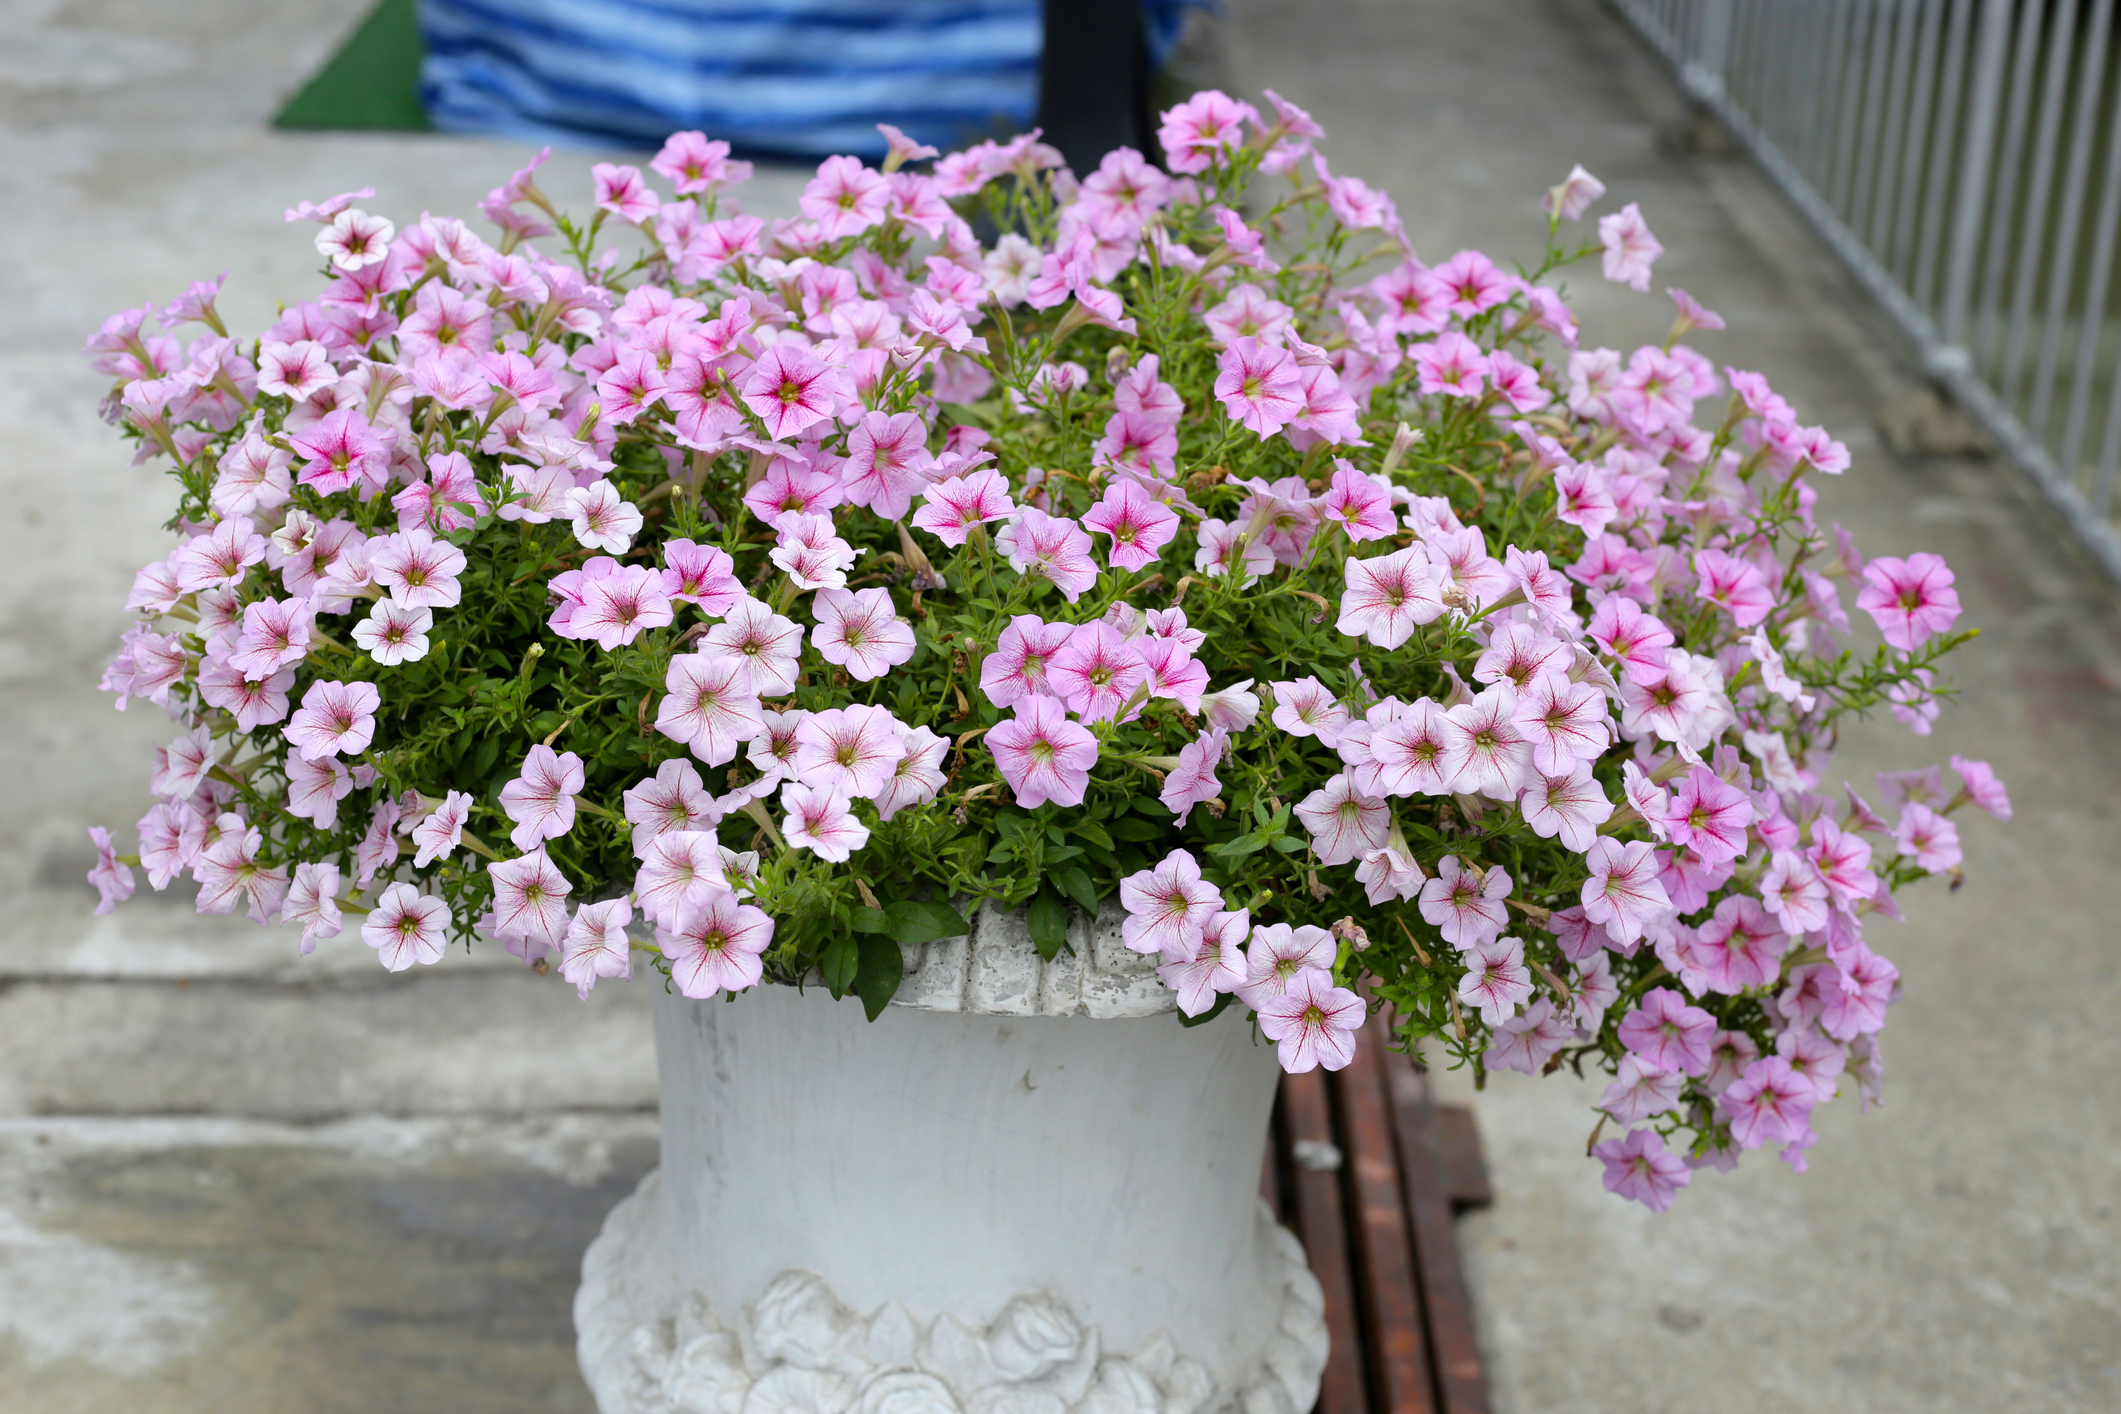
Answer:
1886;0;1949;280
1938;0;2014;347
1850;0;1903;239
2027;0;2116;445
1866;0;1925;251
1805;0;1855;186
1603;0;2121;584
1787;0;1830;170
1973;0;2051;366
1911;0;1977;310
2093;291;2121;517
2057;51;2121;486
1827;0;1881;214
2000;0;2085;406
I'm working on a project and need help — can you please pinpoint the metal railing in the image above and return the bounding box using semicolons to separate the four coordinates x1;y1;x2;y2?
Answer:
1610;0;2121;581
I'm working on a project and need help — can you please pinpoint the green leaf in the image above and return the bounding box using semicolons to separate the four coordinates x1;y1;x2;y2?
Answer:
1054;866;1099;917
1027;888;1069;960
1208;835;1268;860
1071;820;1115;851
821;933;860;995
850;906;890;935
1107;816;1164;842
854;933;904;1021
884;899;970;946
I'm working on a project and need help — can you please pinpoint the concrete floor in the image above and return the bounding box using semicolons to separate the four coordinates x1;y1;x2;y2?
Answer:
2;0;2114;1409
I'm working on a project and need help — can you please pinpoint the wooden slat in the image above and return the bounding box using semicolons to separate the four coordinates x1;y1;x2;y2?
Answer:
1279;1067;1370;1414
1335;1029;1436;1414
1385;1065;1490;1414
1434;1106;1492;1212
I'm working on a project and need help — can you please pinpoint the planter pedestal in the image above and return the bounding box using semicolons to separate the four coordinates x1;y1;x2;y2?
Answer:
576;907;1328;1414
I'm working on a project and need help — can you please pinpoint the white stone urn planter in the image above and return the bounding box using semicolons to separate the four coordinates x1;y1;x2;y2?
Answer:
575;903;1329;1414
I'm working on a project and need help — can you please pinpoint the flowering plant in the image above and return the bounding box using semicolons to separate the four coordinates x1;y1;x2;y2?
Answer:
84;94;2002;1209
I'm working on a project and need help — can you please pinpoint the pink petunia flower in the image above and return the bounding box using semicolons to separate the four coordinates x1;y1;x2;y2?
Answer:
1543;164;1607;221
87;826;135;915
1338;546;1447;650
1600;1052;1684;1123
874;723;949;822
986;696;1099;809
1213;336;1303;437
1893;802;1962;873
661;539;744;615
1294;773;1391;866
1080;479;1181;573
315;207;394;270
283;861;343;954
1759;849;1832;934
1949;755;2011;820
285;754;353;828
1356;843;1424;906
410;790;472;867
1257;969;1366;1073
1410;331;1489;398
979;615;1074;708
702;597;804;697
1160;728;1228;824
767;512;856;592
810;587;917;681
741;343;848;441
226;596;317;680
1618;986;1716;1075
1271;676;1350;747
1660;765;1754;865
1519;764;1613;852
634;830;728;927
1598;202;1662;292
661;887;775;997
800;155;891;239
1157;89;1260;174
560;898;634;999
1580;838;1671;945
1457;936;1533;1026
998;509;1100;601
1419;855;1512;951
1237;923;1336;1011
193;814;290;923
1721;1055;1817;1150
352;599;434;665
1118;848;1222;959
499;744;586;851
792;704;908;800
1855;552;1961;650
910;468;1015;546
1158;908;1251;1017
655;652;765;767
622;759;714;856
565;480;644;555
1692;549;1775;628
1441;684;1534;798
743;455;844;530
592;162;660;222
284;679;380;762
841;410;935;521
1593;1127;1690;1212
1047;622;1148;723
362;883;452;971
1319;462;1397;542
652;131;747;193
172;516;267;593
780;782;870;862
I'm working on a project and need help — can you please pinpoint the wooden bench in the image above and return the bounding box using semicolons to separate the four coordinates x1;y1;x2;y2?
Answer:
1262;1026;1492;1414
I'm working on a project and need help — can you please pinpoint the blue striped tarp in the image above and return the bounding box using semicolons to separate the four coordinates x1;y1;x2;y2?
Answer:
418;0;1044;159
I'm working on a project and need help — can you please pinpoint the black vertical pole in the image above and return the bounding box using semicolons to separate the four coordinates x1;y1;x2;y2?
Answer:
1035;0;1155;174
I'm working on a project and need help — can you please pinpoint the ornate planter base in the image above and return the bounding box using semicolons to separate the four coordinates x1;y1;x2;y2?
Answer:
576;906;1328;1414
577;1173;1327;1414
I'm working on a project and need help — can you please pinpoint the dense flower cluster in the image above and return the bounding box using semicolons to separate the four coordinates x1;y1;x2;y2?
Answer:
84;96;2000;1208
